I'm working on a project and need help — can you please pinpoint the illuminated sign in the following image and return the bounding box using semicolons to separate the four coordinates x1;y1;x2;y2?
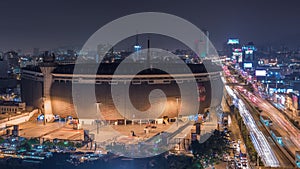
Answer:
134;45;142;51
232;55;237;60
233;48;242;52
242;46;256;51
245;50;253;55
232;48;243;63
243;62;253;68
255;70;267;76
227;39;239;45
233;52;243;56
238;55;243;63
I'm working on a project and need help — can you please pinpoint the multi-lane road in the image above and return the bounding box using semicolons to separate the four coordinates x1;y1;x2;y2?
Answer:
237;89;295;167
225;84;280;167
223;66;298;168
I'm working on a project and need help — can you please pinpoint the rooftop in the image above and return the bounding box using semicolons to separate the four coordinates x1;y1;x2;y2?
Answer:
0;101;23;107
22;61;222;75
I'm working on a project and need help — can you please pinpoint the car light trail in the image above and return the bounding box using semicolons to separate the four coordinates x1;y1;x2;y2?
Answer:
238;86;300;152
225;85;280;167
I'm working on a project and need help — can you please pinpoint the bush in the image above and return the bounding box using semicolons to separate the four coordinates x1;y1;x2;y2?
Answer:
43;140;55;147
75;142;83;148
0;137;5;144
235;108;261;164
27;138;39;145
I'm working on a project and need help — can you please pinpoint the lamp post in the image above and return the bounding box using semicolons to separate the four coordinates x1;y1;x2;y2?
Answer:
42;96;46;125
96;102;101;134
124;90;126;126
176;97;180;127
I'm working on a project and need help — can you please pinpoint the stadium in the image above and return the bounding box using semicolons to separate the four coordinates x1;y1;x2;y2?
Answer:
21;61;223;124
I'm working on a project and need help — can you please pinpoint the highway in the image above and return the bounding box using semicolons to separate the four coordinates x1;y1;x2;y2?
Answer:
254;95;300;150
237;87;299;161
225;84;279;167
237;90;294;167
223;65;298;167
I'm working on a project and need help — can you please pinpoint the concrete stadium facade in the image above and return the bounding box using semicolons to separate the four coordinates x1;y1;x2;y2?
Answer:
21;62;223;123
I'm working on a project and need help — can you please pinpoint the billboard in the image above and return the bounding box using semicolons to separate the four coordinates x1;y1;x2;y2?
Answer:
242;46;256;51
245;50;253;55
255;70;267;77
243;45;256;62
227;39;239;45
233;48;243;63
243;62;253;68
231;55;237;61
233;52;243;56
238;55;243;63
233;48;242;52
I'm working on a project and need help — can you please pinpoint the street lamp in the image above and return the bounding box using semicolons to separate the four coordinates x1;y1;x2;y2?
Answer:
96;102;101;134
42;96;46;125
176;97;180;127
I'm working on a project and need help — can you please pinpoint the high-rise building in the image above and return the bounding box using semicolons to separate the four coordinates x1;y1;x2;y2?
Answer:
195;30;210;59
224;38;241;61
242;42;257;69
0;60;9;78
132;34;142;62
0;51;3;61
33;48;40;56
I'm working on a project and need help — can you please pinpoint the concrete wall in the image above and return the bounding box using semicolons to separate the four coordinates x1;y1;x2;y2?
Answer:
21;78;43;109
0;109;38;128
49;80;217;119
22;74;223;120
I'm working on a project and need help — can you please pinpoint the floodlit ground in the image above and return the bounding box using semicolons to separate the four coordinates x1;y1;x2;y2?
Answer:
17;120;185;143
0;112;21;120
112;123;172;138
18;121;84;141
83;121;194;145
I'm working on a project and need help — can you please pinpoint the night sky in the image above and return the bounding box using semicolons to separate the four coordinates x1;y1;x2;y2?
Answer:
1;0;300;51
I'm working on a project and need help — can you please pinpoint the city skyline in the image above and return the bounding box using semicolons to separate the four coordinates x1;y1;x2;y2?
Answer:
0;0;300;51
1;1;300;168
